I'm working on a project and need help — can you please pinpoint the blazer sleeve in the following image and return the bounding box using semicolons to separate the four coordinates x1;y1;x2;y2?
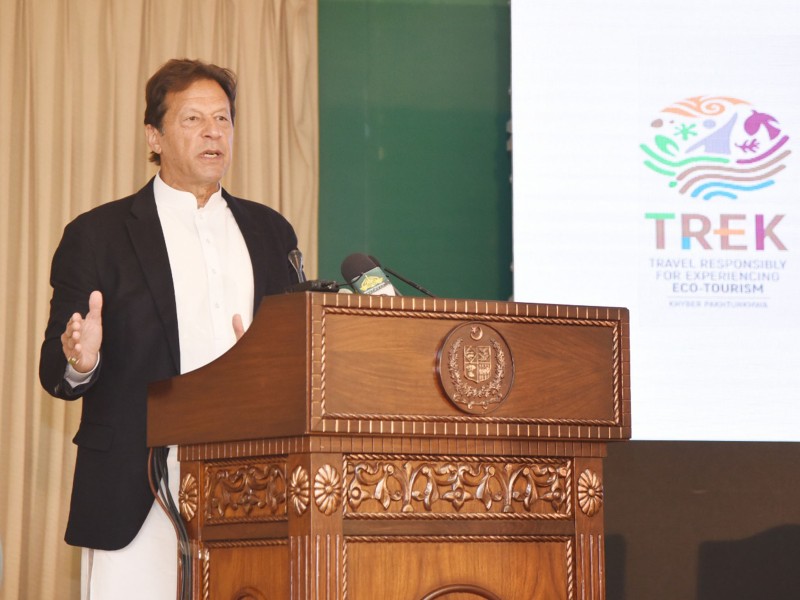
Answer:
39;216;103;399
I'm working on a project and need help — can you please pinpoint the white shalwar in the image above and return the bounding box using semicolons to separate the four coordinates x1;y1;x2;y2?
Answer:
81;173;254;600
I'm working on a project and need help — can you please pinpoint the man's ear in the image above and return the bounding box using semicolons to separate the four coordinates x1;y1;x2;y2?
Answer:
145;124;162;155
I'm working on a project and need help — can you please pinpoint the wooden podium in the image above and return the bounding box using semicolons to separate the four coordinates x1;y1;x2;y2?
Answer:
148;292;630;600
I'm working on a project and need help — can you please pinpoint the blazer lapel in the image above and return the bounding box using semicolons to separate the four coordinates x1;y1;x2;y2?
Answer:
126;179;181;373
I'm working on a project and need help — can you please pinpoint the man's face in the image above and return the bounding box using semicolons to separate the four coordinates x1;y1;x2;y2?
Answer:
146;78;233;197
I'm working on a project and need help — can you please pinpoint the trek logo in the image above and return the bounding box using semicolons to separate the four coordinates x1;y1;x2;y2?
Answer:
642;96;790;251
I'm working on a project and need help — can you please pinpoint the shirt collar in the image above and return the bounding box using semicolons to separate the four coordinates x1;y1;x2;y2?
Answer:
154;172;224;212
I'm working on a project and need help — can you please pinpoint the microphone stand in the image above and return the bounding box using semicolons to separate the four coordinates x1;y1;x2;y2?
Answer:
382;267;436;298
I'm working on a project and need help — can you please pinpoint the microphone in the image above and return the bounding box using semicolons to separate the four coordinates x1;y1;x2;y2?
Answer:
368;255;436;298
341;253;398;296
286;249;341;293
288;248;307;283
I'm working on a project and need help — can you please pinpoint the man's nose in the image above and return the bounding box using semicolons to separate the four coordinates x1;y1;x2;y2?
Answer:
202;117;223;138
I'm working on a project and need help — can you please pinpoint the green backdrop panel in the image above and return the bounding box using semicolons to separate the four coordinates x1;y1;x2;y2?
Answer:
318;0;512;300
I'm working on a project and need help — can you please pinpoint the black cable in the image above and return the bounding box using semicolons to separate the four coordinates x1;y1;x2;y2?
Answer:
148;447;193;600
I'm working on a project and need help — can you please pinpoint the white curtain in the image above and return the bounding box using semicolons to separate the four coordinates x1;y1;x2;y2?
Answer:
0;1;318;597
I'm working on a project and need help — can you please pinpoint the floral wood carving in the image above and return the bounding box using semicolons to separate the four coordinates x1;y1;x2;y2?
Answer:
577;469;604;517
206;461;287;523
288;466;310;516
179;473;199;522
344;457;570;517
314;464;343;516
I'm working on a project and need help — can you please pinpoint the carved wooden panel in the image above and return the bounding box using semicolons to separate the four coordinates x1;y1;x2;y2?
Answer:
344;536;573;600
343;455;572;519
316;298;628;436
204;458;287;524
203;541;289;600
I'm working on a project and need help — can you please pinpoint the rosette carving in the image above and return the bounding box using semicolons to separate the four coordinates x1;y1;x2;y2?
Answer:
288;466;310;516
179;473;199;522
313;464;342;516
577;469;603;517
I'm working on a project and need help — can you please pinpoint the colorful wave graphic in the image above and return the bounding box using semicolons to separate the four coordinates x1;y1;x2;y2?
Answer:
641;96;791;200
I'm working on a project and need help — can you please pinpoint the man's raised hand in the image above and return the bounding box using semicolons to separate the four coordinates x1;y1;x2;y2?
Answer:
61;290;103;373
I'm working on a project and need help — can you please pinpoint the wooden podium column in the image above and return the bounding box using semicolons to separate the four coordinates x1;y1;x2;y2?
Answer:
288;451;345;600
574;456;607;600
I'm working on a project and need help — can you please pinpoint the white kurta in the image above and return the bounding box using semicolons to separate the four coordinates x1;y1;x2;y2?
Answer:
81;173;254;600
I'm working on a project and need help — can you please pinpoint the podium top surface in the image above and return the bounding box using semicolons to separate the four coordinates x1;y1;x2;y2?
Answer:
147;293;630;446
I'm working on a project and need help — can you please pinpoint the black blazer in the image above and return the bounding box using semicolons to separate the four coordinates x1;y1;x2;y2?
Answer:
39;178;298;550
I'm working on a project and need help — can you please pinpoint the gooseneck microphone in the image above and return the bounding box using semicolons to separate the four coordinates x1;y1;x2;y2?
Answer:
341;253;398;296
285;248;341;292
288;248;307;283
367;255;436;298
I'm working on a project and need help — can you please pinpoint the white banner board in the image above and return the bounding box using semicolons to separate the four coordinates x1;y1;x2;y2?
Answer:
511;1;800;440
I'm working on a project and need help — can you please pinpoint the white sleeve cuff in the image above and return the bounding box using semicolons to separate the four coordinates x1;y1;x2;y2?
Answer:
64;354;100;388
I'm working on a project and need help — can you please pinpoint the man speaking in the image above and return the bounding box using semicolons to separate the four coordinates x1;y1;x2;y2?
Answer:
39;58;299;599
